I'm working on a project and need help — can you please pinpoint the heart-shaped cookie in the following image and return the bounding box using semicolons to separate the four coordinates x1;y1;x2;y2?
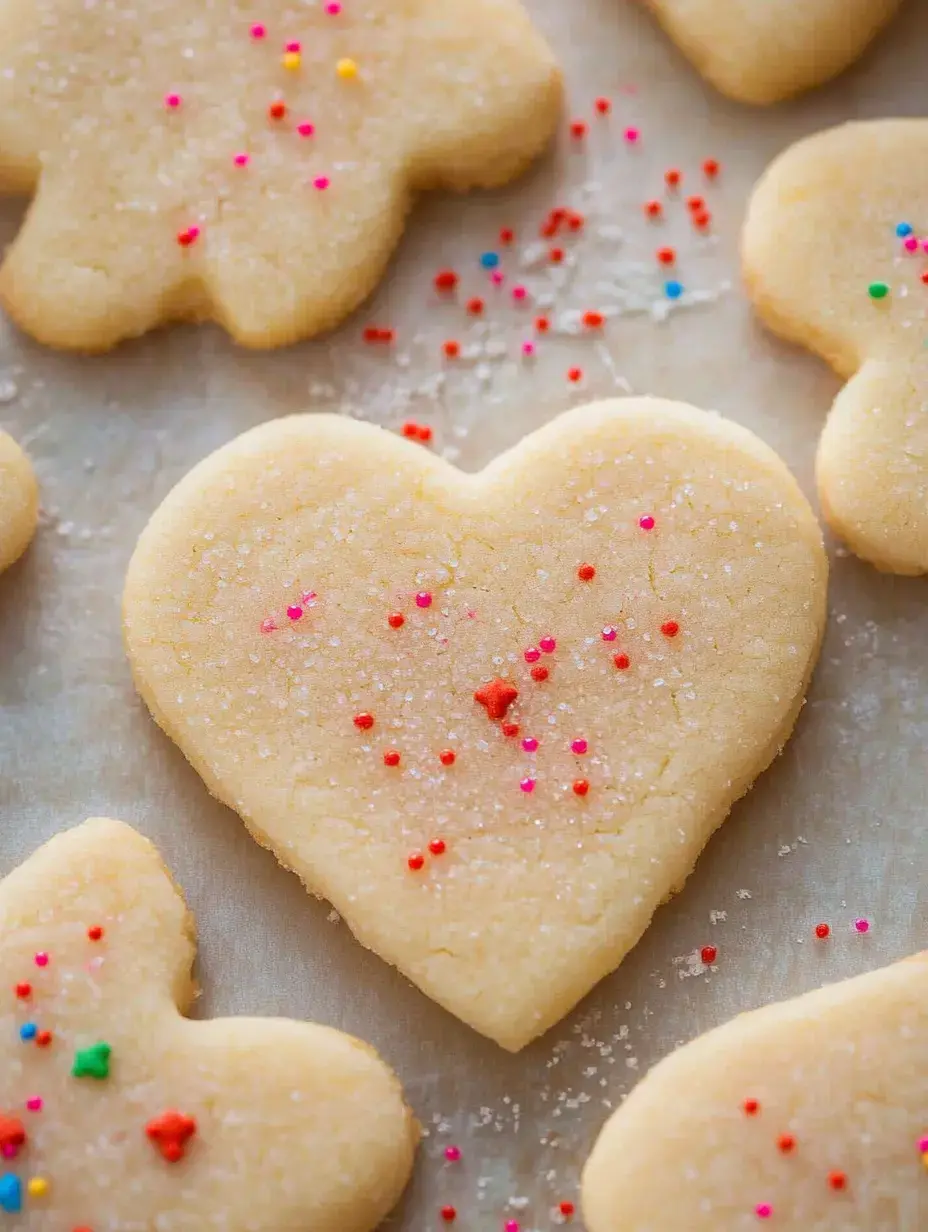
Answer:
124;400;827;1050
582;952;928;1230
743;120;928;575
0;818;416;1228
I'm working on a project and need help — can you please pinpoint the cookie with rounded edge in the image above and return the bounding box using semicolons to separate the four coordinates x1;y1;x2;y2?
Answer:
0;429;37;573
0;0;560;352
583;952;928;1230
123;400;827;1051
0;817;416;1228
744;119;928;574
646;0;901;104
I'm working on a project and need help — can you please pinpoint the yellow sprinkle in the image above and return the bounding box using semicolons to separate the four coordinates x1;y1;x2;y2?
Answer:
27;1178;48;1198
336;57;358;79
922;1152;928;1170
282;51;301;70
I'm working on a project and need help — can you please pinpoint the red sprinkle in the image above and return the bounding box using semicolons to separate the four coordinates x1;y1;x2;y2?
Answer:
441;1208;457;1223
268;100;286;119
572;779;589;796
499;227;515;245
594;97;611;114
700;945;717;964
434;269;458;292
474;678;519;721
559;1201;576;1217
36;1030;52;1048
692;209;711;230
814;922;830;939
567;367;583;383
383;750;401;767
777;1134;796;1153
353;712;374;731
664;168;681;188
466;297;484;315
443;340;460;359
828;1171;847;1191
408;852;425;871
87;926;104;942
501;723;521;738
439;749;456;766
921;270;928;286
566;211;585;232
686;195;705;212
582;310;604;328
428;838;446;856
577;563;596;581
549;246;565;264
15;983;31;1000
743;1099;760;1115
657;246;676;265
530;665;549;683
570;119;587;139
703;158;720;178
388;612;405;629
613;653;630;670
644;199;662;218
535;316;550;333
146;1111;197;1163
661;620;680;638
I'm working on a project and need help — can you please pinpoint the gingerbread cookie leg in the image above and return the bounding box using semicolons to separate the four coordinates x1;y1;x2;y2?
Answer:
0;429;37;573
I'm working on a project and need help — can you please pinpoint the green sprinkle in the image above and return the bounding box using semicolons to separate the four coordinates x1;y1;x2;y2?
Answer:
72;1041;111;1079
868;281;890;300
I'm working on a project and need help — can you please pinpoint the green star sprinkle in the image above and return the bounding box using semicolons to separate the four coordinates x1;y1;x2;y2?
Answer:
868;281;890;300
72;1041;111;1080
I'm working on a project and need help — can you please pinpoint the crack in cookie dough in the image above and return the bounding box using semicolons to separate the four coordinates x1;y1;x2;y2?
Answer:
743;119;928;574
0;429;37;574
583;952;928;1230
123;400;827;1051
0;0;561;351
0;818;416;1229
645;0;901;104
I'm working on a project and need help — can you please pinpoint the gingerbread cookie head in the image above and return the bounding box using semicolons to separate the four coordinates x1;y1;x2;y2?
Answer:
582;953;928;1230
744;120;928;575
123;400;827;1051
0;430;37;574
645;0;900;104
0;818;416;1227
0;0;560;352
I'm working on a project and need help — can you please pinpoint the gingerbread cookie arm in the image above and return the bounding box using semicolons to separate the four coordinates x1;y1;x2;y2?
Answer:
744;119;928;574
0;428;37;573
0;818;416;1229
583;953;928;1230
646;0;901;104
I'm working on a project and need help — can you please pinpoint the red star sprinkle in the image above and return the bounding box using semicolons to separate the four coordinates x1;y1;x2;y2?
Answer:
146;1111;197;1163
474;678;519;721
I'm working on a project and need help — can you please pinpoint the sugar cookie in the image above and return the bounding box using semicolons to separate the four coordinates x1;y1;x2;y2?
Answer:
0;0;560;352
0;818;416;1228
744;119;928;574
646;0;901;104
583;952;928;1230
0;429;38;574
123;400;827;1051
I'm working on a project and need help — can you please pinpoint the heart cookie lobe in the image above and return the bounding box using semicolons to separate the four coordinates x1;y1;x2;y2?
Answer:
0;819;415;1229
744;119;928;574
124;399;826;1049
582;953;928;1231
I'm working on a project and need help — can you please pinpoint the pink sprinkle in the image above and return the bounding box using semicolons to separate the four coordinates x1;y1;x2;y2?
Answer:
34;952;48;968
522;341;536;357
444;1144;461;1162
233;152;250;167
325;1;342;11
512;285;528;301
286;605;303;621
570;739;588;755
854;918;870;933
1;1145;15;1160
164;93;181;109
250;22;266;38
519;778;536;794
755;1205;772;1220
639;514;655;530
187;226;201;240
904;236;919;252
923;239;928;253
415;592;432;609
297;122;315;137
521;737;539;753
539;636;556;654
491;271;505;286
524;647;541;664
25;1097;42;1112
918;1136;928;1153
313;176;331;191
285;39;301;52
624;126;640;143
601;626;617;641
260;618;276;634
505;1223;520;1232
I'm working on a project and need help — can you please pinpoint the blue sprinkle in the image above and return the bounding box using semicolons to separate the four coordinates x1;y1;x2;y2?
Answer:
664;280;684;300
18;1023;36;1042
896;222;913;237
0;1175;21;1214
479;251;500;270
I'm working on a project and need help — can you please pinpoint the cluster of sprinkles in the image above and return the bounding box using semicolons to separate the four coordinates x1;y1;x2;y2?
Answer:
866;218;928;301
3;926;198;1218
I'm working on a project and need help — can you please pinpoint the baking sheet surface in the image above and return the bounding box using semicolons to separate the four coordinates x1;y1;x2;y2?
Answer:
2;1;927;1225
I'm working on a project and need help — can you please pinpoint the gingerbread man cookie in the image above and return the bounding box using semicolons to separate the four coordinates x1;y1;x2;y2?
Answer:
0;429;37;574
583;951;928;1230
646;0;901;104
744;120;928;574
123;400;827;1051
0;0;560;352
0;818;416;1228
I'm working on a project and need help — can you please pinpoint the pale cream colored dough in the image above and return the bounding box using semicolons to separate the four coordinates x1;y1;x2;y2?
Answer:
646;0;901;104
0;428;37;573
744;120;928;575
0;818;416;1230
583;953;928;1230
0;0;560;352
123;400;827;1051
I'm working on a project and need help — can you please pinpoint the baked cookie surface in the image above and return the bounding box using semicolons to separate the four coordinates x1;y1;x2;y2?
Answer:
0;0;560;351
123;400;827;1051
0;818;416;1229
0;429;37;574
